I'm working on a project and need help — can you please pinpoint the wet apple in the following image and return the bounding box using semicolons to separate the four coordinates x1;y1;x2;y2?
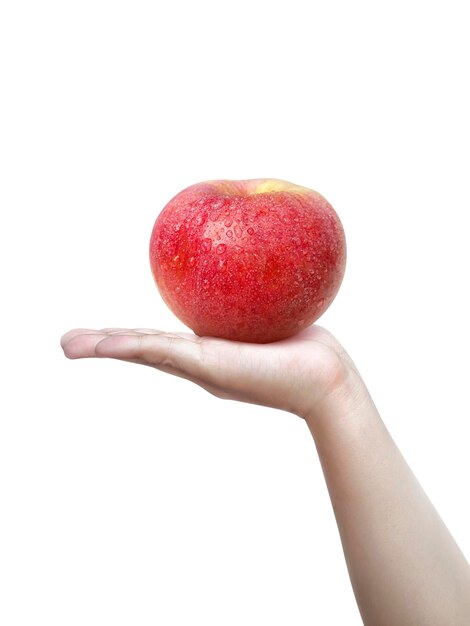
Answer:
149;179;346;343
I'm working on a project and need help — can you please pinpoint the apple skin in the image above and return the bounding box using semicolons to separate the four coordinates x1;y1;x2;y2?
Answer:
149;179;346;343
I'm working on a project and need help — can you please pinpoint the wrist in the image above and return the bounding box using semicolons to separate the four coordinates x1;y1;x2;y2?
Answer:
301;347;371;432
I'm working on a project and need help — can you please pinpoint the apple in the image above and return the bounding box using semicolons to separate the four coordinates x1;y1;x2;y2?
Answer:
149;179;346;343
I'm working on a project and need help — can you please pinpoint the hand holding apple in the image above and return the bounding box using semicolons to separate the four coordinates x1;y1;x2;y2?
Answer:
150;179;346;343
61;179;470;626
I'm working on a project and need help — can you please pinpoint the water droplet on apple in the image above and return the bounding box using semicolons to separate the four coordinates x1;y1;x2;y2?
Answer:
234;245;243;253
318;298;325;308
173;224;181;232
201;238;212;251
234;225;242;238
195;214;206;226
226;230;233;238
224;219;233;228
216;244;227;255
250;238;256;245
247;227;254;235
188;256;196;266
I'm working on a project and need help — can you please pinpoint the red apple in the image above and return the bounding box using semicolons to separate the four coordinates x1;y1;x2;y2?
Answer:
149;179;346;343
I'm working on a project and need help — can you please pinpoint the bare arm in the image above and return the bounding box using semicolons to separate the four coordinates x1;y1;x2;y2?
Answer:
305;360;470;625
61;326;470;625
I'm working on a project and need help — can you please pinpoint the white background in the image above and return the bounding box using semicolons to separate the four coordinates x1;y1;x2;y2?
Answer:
1;1;469;624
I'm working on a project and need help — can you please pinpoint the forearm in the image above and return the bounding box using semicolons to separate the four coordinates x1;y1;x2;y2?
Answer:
62;325;470;623
305;367;470;626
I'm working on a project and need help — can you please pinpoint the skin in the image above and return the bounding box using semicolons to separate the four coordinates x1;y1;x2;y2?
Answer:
61;325;470;625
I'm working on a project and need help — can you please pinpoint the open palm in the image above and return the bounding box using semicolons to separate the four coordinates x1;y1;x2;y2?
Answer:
61;325;351;419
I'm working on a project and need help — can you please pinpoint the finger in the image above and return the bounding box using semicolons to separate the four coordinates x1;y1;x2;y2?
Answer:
98;327;156;334
62;332;108;358
61;328;104;349
93;332;247;400
61;329;290;408
100;328;197;338
61;328;201;362
61;328;171;354
94;332;202;372
61;329;164;358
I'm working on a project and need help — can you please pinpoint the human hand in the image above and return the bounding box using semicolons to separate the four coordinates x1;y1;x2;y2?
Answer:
61;325;470;625
60;326;359;421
